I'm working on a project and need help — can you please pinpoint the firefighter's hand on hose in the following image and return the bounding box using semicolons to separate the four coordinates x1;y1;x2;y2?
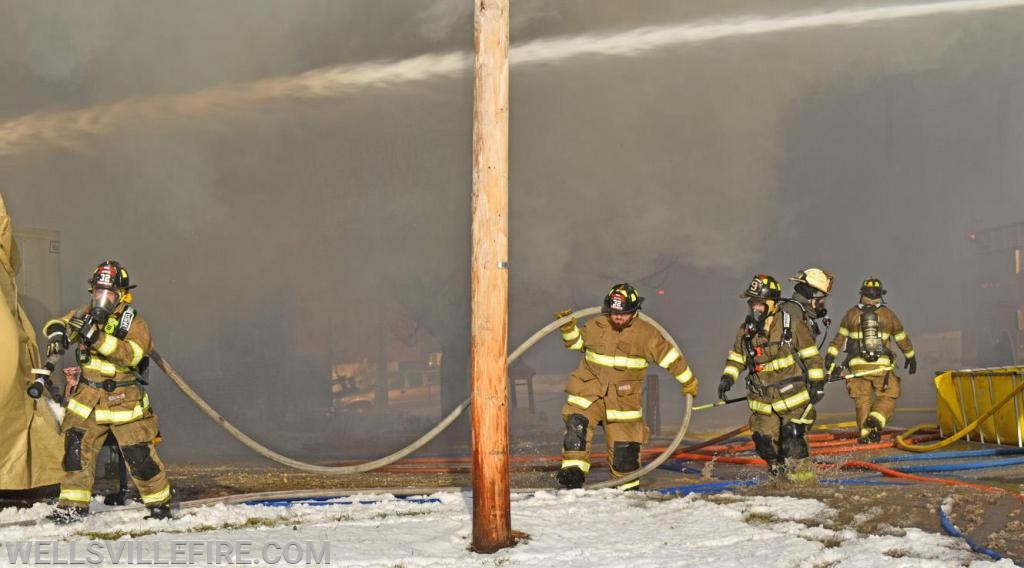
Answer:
718;375;734;401
808;381;826;404
46;330;68;357
904;356;917;375
69;314;99;346
823;354;835;374
553;309;576;332
681;378;698;398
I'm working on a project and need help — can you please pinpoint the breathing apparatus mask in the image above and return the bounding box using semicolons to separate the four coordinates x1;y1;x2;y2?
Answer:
90;288;120;321
744;299;771;336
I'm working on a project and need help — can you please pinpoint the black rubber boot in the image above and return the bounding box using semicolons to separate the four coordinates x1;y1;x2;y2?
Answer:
556;466;585;489
862;415;883;443
47;505;88;525
144;504;172;520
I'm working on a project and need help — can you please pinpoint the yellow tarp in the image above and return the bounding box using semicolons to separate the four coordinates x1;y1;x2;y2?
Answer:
0;194;63;490
936;368;1024;446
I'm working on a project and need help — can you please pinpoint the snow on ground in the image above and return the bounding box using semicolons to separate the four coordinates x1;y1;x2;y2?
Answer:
0;490;1012;567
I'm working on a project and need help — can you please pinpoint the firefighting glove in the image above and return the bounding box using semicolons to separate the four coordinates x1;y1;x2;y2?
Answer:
808;381;826;405
905;356;917;375
823;354;835;375
681;378;698;398
46;329;68;357
553;309;576;333
69;314;100;346
718;375;735;401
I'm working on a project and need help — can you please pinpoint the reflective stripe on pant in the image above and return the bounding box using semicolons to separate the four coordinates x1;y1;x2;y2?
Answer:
560;396;650;486
58;408;171;509
846;372;901;429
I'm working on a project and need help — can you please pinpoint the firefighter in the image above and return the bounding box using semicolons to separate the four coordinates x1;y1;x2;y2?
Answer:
718;275;826;481
42;260;172;523
555;283;698;490
781;268;834;343
825;277;916;444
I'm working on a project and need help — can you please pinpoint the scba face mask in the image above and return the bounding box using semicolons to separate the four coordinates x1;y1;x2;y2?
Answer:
90;288;120;320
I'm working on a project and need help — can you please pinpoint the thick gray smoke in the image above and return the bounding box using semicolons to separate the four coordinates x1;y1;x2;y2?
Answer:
2;1;1024;460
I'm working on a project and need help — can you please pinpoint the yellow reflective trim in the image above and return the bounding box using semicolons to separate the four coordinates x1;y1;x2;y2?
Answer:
585;351;649;370
868;411;887;428
94;393;150;425
561;460;591;473
60;489;92;503
66;398;93;419
141;484;171;505
849;356;892;367
905;350;915;359
568;337;584;351
791;416;815;425
658;348;681;369
722;366;740;379
860;428;871;437
748;399;773;414
760;355;795;373
894;331;907;342
562;327;580;342
838;327;849;337
674;366;693;385
97;334;118;357
81;358;132;377
127;340;145;367
567;395;593;410
807;368;825;380
727;351;746;364
617;480;640;490
798;346;820;359
772;390;811;413
606;409;643;422
827;345;839;357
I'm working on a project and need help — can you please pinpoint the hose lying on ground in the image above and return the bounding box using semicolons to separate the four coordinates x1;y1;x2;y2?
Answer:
895;378;1024;453
152;306;694;487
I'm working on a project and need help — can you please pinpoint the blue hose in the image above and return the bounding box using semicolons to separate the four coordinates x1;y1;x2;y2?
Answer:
872;448;1024;464
659;480;760;495
244;495;442;507
938;504;1019;565
889;456;1024;474
657;477;913;496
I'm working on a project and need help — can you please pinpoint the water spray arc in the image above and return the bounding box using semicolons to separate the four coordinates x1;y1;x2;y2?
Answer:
2;0;1023;156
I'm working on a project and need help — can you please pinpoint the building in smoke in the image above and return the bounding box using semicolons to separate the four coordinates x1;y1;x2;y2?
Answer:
963;221;1024;367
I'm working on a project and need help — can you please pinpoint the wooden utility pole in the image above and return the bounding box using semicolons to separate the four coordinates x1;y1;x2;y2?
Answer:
470;0;511;554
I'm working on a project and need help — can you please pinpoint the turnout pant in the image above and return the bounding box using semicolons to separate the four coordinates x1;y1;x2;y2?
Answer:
847;372;901;432
560;381;650;490
749;403;816;481
58;410;171;509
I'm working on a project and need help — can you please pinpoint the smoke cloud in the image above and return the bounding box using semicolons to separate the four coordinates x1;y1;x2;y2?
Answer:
2;1;1023;458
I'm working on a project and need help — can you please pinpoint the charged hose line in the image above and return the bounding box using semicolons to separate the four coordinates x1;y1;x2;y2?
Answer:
895;378;1024;453
151;306;693;486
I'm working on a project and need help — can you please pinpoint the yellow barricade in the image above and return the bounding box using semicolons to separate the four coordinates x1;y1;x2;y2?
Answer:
936;367;1024;447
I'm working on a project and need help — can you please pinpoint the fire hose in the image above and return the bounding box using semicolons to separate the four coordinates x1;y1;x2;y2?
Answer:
151;306;692;487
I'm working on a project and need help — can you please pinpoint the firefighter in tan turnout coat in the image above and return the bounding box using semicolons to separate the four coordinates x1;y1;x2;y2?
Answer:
43;261;171;523
718;275;826;481
825;277;916;444
555;283;698;490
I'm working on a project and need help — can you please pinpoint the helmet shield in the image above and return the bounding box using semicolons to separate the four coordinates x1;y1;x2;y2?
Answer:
603;283;643;314
742;274;782;300
859;277;886;299
790;268;834;296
